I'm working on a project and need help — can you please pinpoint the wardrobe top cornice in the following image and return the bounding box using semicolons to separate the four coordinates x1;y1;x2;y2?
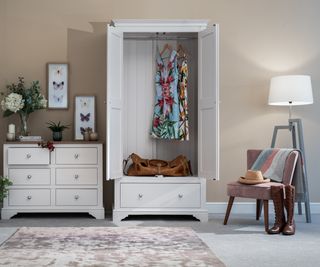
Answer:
110;19;210;32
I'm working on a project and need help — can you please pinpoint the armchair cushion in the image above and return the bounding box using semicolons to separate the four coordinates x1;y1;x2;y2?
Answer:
227;181;284;200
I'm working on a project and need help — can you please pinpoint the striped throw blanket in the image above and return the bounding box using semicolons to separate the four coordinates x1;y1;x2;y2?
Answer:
251;149;293;182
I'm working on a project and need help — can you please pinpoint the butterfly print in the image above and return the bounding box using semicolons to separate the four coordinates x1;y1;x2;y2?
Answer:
54;67;64;76
53;94;64;103
53;81;64;90
80;113;90;122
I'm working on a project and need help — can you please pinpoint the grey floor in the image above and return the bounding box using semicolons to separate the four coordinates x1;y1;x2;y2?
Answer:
0;213;319;267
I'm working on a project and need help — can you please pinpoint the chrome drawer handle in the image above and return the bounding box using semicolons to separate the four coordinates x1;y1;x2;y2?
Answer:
74;174;79;179
74;154;79;159
178;194;183;199
138;194;143;199
26;154;32;159
27;175;32;179
74;195;79;200
27;195;32;200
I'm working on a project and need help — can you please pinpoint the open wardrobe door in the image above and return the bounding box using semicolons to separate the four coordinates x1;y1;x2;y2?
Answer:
106;23;124;180
198;25;219;180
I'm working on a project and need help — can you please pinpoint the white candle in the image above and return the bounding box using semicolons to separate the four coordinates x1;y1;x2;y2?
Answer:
8;124;15;134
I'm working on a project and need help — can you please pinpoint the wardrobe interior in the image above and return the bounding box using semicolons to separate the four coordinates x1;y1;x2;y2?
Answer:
123;32;199;175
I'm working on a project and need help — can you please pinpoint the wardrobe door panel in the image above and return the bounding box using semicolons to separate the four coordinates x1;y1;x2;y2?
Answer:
107;25;124;180
198;25;219;180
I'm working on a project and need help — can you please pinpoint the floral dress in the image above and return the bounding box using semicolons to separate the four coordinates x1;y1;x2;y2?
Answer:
151;49;179;139
178;59;189;140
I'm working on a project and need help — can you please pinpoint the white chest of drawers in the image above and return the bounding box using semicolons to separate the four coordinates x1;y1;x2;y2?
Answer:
2;143;104;219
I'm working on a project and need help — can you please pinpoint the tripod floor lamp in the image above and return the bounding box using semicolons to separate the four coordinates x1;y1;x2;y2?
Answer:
268;75;312;223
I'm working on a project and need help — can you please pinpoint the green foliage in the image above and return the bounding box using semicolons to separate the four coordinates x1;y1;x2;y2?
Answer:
3;110;14;117
2;77;47;117
0;176;12;202
47;121;70;132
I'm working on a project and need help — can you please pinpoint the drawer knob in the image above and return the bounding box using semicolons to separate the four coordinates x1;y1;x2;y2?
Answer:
178;194;183;198
74;195;79;200
26;154;32;159
74;174;79;179
74;154;79;159
138;193;143;199
27;175;32;179
27;195;32;200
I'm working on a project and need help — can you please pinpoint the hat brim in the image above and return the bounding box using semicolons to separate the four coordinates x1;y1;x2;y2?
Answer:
238;177;271;185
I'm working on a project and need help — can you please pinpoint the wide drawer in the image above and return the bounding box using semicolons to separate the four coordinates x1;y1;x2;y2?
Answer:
8;168;51;185
120;183;201;208
55;189;98;206
7;148;50;165
55;147;98;165
8;189;51;206
56;168;98;185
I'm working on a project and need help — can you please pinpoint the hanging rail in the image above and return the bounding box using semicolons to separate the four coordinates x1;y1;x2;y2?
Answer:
123;36;197;41
124;32;197;41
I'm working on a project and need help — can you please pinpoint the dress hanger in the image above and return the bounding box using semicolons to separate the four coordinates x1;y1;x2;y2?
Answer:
177;44;188;59
160;43;172;57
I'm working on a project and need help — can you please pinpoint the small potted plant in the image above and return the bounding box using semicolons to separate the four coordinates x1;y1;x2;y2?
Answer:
47;121;69;141
0;176;12;216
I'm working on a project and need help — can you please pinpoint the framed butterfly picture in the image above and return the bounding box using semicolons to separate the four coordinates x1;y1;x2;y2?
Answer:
47;63;69;109
74;95;96;140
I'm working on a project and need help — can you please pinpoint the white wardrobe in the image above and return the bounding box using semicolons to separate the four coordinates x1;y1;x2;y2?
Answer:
106;20;219;223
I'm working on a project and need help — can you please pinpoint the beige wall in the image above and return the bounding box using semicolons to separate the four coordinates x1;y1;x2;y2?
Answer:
1;0;320;211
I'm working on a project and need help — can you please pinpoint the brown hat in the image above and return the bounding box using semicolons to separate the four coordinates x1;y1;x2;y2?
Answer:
238;170;270;185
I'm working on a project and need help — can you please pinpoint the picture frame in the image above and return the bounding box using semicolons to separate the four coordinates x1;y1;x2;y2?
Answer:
74;95;96;140
47;63;69;109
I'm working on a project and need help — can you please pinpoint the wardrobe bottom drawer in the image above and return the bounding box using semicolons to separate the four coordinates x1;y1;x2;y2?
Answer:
8;189;51;206
120;183;201;208
55;189;98;206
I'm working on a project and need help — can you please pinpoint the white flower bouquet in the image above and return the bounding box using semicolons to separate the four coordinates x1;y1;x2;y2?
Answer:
1;77;47;135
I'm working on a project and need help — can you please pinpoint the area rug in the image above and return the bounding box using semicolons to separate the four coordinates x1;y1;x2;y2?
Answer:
0;227;225;266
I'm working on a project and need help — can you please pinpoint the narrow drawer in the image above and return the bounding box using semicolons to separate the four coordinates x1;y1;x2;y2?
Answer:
55;147;98;165
8;148;50;165
8;189;51;206
56;168;98;185
55;189;98;206
8;168;50;185
120;183;201;208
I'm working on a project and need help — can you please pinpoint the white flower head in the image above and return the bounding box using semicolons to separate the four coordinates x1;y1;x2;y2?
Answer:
3;93;24;113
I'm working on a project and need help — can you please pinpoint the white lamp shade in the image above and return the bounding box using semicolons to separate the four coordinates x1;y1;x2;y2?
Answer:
268;75;313;106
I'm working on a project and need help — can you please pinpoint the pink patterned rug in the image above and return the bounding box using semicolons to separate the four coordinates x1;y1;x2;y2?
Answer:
0;227;225;266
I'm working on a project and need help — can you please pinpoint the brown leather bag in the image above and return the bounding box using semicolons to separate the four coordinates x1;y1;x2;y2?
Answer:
124;153;192;177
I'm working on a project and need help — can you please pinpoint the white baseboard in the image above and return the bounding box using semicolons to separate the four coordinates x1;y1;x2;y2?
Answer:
206;202;320;214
